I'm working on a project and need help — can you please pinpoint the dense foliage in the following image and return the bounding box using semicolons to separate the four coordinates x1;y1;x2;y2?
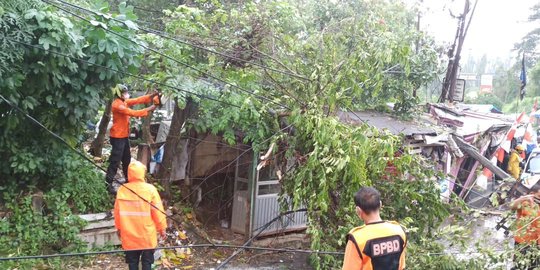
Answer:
143;0;449;269
0;0;142;262
283;112;452;268
3;0;527;269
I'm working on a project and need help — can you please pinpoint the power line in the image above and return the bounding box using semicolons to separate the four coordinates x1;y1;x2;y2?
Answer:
0;80;291;245
0;93;204;242
7;38;241;109
222;208;303;269
0;95;515;264
43;0;290;110
56;0;308;81
130;5;162;14
140;27;308;80
0;210;343;264
180;124;293;202
125;2;271;60
0;241;512;262
0;243;343;262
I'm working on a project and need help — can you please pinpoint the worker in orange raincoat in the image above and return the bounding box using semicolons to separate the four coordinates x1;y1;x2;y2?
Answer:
508;145;525;180
106;84;157;194
114;160;167;270
509;186;540;269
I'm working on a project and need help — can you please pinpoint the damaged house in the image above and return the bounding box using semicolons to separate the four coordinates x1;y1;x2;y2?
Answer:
339;103;537;207
80;103;538;248
147;122;307;239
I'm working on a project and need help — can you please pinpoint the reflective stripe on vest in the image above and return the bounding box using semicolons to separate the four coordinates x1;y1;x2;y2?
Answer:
119;211;151;216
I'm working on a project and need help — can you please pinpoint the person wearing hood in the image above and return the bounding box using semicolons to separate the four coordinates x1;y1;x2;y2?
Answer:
114;160;167;270
106;84;157;194
508;145;525;180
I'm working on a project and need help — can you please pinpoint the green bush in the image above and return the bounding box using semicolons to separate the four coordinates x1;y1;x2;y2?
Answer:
0;158;111;269
407;241;490;270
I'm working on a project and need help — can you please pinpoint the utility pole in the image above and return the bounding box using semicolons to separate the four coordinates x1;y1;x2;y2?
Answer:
413;0;424;99
439;0;478;103
413;11;421;98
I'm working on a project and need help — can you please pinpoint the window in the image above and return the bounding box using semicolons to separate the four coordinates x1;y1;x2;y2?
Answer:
527;156;540;174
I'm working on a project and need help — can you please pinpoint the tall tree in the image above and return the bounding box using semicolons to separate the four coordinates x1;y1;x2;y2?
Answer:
142;1;447;269
89;99;113;157
0;0;144;256
475;54;488;75
439;0;477;102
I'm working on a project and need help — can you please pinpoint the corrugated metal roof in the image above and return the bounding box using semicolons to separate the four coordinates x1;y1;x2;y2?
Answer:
336;111;437;136
429;104;513;137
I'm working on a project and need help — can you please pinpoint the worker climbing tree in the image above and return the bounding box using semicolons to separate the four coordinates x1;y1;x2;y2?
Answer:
105;84;158;194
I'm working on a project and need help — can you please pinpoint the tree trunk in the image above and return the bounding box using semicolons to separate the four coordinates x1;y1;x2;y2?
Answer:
90;99;112;157
142;110;154;144
156;97;195;200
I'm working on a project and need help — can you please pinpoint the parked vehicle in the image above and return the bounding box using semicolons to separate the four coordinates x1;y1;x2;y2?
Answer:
520;148;540;189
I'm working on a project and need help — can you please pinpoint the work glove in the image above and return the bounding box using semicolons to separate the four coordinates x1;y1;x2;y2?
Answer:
152;94;162;106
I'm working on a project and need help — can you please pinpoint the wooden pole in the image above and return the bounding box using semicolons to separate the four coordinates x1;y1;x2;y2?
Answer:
452;135;511;180
439;0;478;103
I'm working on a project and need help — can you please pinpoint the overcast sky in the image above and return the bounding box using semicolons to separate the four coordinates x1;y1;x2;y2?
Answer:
418;0;537;59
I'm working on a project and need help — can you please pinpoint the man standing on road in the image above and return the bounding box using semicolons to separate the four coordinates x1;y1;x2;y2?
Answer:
510;186;540;270
106;85;157;194
342;187;407;270
114;160;167;270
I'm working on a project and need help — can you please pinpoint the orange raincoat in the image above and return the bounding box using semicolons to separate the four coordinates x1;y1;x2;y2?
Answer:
514;200;540;244
114;161;167;250
110;95;153;138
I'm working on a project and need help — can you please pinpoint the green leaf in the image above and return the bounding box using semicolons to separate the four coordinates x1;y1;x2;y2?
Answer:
123;20;138;30
98;39;107;52
23;9;38;20
117;45;124;57
38;36;56;50
90;28;107;40
90;20;108;29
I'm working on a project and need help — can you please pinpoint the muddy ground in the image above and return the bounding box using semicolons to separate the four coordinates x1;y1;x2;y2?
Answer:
68;245;313;270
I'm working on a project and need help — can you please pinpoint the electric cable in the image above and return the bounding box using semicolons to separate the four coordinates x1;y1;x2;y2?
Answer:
53;0;309;81
0;210;344;263
0;243;343;262
0;93;204;243
216;208;307;269
139;26;308;80
2;3;522;267
0;92;291;245
180;124;293;202
6;38;241;109
0;99;519;264
0;241;513;262
131;5;162;14
0;203;522;263
43;0;290;110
